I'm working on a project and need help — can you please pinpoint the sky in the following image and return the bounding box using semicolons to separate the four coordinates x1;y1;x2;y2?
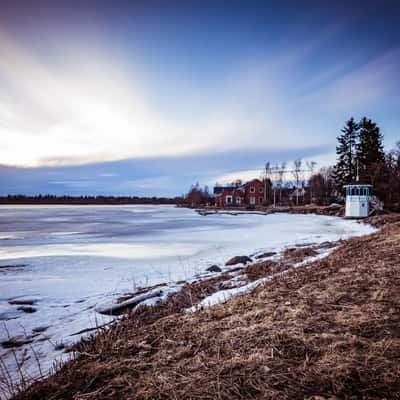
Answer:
0;0;399;196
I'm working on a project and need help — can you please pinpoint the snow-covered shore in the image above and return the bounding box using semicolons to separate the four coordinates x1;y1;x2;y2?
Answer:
0;205;375;395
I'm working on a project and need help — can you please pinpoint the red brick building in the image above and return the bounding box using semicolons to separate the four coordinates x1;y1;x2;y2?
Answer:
214;179;271;208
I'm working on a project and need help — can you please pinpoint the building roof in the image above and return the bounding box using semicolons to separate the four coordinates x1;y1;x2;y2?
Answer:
240;178;262;187
214;178;266;194
343;184;372;188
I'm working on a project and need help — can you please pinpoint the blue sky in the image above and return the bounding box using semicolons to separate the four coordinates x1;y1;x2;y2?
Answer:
0;0;399;196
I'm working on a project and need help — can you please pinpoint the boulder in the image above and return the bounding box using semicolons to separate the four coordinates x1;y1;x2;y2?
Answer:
225;256;252;266
1;336;33;349
206;265;222;273
8;298;37;306
255;251;276;259
17;306;37;313
0;264;26;270
54;342;65;351
32;326;49;333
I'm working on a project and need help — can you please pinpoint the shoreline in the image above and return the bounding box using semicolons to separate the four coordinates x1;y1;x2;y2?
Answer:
89;211;374;317
0;210;370;382
13;212;400;400
91;210;392;318
193;204;345;217
81;210;400;316
3;212;395;399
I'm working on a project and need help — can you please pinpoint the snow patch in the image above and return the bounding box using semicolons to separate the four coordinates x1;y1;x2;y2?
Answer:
187;277;271;312
95;285;181;315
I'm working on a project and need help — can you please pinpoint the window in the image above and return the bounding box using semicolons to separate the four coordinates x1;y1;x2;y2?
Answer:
259;187;263;193
236;197;241;205
250;187;255;193
250;196;256;205
259;197;263;204
226;195;233;205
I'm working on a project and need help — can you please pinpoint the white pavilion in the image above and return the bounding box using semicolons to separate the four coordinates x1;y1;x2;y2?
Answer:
344;184;372;218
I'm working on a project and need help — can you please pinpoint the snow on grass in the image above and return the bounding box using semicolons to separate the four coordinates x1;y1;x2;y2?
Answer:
186;277;271;312
95;284;181;315
186;245;339;313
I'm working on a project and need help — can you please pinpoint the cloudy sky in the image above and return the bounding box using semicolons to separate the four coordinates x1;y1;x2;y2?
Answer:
1;0;399;196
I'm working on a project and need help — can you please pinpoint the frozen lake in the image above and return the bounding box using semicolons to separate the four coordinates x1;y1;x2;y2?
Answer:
0;205;375;393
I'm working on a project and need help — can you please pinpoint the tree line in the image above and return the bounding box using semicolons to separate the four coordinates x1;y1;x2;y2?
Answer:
333;117;385;188
306;117;399;210
183;183;213;207
0;194;184;205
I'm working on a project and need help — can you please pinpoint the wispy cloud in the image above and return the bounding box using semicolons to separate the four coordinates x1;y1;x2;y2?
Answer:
0;146;329;196
326;48;400;111
296;48;400;112
0;7;398;174
0;31;188;166
0;25;353;168
98;173;118;178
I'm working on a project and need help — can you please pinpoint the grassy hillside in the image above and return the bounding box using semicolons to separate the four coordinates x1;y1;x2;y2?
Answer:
15;215;400;399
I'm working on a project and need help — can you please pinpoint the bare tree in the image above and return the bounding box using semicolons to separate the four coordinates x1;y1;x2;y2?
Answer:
309;167;335;205
292;159;302;205
306;160;317;204
262;162;272;205
278;162;286;205
382;141;400;209
271;163;279;207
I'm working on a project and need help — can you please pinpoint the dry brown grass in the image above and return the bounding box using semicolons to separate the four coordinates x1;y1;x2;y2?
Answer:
14;217;400;400
283;247;319;264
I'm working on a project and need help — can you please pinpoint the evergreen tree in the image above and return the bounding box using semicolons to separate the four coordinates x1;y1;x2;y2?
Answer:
356;117;385;184
333;117;358;188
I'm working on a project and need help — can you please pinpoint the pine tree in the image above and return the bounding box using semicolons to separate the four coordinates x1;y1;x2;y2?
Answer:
356;117;385;184
333;117;358;188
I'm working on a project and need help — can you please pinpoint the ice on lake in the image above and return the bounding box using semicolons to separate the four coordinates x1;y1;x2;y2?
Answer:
0;205;375;393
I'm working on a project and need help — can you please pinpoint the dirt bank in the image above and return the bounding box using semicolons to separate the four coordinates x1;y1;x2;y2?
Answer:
196;204;345;217
12;215;400;400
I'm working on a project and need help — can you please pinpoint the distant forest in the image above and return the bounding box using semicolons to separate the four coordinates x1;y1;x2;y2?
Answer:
0;195;184;205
